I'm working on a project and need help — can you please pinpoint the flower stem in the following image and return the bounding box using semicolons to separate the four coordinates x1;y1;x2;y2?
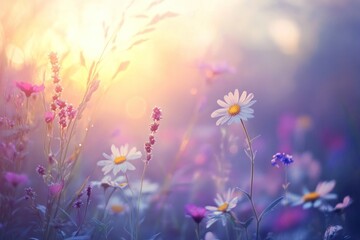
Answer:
240;120;255;198
240;120;260;240
135;162;148;240
195;223;200;240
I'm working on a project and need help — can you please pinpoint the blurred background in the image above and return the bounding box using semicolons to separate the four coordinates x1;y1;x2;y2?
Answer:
0;0;359;239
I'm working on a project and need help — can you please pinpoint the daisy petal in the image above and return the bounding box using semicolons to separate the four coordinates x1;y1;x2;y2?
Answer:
217;99;228;108
239;91;247;103
127;151;142;160
113;165;122;176
102;164;114;175
211;108;227;118
216;115;229;126
126;162;136;171
97;160;111;166
233;89;239;103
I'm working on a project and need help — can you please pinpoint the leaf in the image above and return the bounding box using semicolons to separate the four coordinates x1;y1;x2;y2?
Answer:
80;51;86;67
65;177;90;211
135;28;155;36
239;217;254;228
148;11;178;26
147;232;161;240
64;236;90;240
112;13;125;44
146;0;164;10
259;196;284;222
127;39;148;50
87;61;96;84
134;14;148;18
111;61;130;80
59;207;77;226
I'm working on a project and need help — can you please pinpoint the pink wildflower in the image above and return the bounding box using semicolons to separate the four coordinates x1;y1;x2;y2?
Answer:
16;81;44;98
44;111;55;123
151;107;162;121
49;181;64;196
185;204;206;224
4;172;29;187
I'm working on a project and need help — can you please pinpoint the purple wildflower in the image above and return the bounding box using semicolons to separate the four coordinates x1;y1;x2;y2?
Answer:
185;204;206;224
271;152;294;168
150;122;159;133
73;199;83;209
4;172;29;187
24;187;36;200
36;165;46;176
49;181;64;196
151;107;162;121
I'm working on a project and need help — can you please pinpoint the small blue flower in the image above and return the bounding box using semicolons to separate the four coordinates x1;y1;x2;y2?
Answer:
271;152;294;168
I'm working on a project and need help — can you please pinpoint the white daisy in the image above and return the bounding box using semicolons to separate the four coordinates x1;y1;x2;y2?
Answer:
211;89;256;126
124;179;159;212
205;188;238;228
91;175;128;189
286;180;337;209
103;196;128;215
97;144;142;175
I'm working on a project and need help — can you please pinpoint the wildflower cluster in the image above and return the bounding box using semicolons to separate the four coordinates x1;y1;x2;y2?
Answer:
24;187;36;200
145;107;162;163
48;52;77;128
271;152;294;168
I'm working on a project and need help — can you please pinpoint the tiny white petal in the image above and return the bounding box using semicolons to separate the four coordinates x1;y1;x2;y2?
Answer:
205;206;218;211
113;165;122;176
126;162;136;171
102;153;111;159
97;160;111;166
217;99;228;108
233;89;239;103
211;108;227;118
239;91;247;103
102;164;113;175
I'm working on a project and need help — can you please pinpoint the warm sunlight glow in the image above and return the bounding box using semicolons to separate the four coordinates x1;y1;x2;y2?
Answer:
269;18;300;55
125;96;147;119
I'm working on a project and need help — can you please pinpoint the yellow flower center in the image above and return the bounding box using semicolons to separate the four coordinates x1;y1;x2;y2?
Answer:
111;204;124;213
114;156;126;165
228;104;241;116
217;202;229;212
303;192;320;202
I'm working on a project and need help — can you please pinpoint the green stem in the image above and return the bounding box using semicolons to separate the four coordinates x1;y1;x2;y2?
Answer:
240;120;260;240
135;162;148;240
124;173;136;240
101;188;116;221
240;120;255;198
195;223;200;240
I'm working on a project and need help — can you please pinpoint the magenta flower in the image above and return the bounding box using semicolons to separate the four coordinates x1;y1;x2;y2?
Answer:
49;181;64;196
151;107;162;121
16;81;44;98
4;172;29;187
185;204;206;224
44;111;55;123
